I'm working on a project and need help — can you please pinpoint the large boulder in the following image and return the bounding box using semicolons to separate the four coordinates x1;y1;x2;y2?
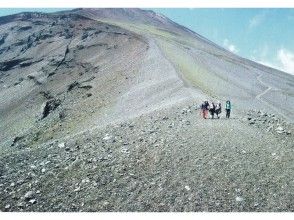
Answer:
40;98;61;119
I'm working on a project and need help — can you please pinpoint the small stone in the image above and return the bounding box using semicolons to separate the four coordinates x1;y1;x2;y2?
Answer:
17;202;24;208
181;108;187;114
30;165;37;169
254;202;259;207
275;126;284;134
5;204;11;209
10;182;15;187
74;187;80;192
103;201;109;206
17;179;24;185
29;199;37;204
41;168;46;173
185;185;191;191
24;191;34;200
81;178;90;184
103;134;112;141
58;142;65;148
235;196;244;202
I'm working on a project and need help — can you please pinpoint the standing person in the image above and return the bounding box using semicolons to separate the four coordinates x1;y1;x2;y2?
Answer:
225;100;231;118
200;102;206;119
215;102;222;119
204;101;209;119
200;101;209;119
209;102;216;119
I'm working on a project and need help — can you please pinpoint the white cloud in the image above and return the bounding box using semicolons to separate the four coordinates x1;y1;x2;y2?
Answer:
223;39;239;53
256;48;294;75
277;49;294;74
260;44;269;59
249;11;268;28
257;60;279;70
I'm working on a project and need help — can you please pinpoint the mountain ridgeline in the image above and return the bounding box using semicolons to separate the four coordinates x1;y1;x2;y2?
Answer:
0;9;293;212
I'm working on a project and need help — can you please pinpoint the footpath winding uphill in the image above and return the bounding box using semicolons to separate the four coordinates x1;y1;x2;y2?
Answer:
0;8;294;212
255;73;292;121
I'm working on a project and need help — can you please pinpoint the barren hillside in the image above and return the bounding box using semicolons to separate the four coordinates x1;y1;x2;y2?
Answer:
0;9;293;212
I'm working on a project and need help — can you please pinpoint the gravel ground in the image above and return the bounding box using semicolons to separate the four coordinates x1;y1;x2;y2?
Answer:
1;101;293;212
1;9;294;212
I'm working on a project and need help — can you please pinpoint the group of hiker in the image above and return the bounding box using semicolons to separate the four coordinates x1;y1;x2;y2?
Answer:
200;100;231;119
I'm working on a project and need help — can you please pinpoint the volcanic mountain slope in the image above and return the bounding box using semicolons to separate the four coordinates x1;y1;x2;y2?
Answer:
1;8;294;145
0;9;293;212
75;8;294;117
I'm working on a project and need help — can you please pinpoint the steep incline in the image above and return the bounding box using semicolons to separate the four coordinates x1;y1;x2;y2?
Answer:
73;8;294;122
0;8;294;212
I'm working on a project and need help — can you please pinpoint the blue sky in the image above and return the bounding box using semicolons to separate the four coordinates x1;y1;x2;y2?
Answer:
152;8;294;75
1;8;294;74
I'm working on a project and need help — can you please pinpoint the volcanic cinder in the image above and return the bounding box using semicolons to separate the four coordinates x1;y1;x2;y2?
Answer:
0;9;293;212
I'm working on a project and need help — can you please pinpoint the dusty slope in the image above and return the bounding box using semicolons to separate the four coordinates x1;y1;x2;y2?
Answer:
0;100;293;211
0;9;294;212
81;8;294;122
0;12;148;146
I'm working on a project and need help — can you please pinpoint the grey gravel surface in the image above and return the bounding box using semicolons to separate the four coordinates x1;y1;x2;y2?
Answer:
0;102;293;211
1;9;294;212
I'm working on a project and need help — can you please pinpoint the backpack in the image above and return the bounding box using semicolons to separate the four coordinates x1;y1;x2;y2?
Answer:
226;102;231;109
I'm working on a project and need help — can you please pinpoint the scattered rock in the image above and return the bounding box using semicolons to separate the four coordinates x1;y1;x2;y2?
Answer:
29;199;37;204
40;98;61;119
185;185;191;191
74;187;81;192
58;142;65;148
11;136;24;146
67;81;80;92
103;134;112;141
78;85;92;90
17;202;24;208
24;191;34;201
235;196;244;202
275;126;284;134
81;178;90;184
181;108;188;114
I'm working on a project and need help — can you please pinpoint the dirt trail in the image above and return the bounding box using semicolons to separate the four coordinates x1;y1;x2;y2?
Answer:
255;73;290;121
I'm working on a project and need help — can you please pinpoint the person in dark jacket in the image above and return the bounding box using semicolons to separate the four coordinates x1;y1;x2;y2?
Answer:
225;100;231;118
200;101;209;119
215;102;222;119
209;102;216;119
